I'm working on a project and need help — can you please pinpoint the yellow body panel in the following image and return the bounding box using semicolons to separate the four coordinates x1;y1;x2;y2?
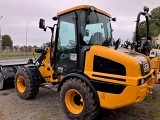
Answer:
150;56;160;83
86;71;152;86
84;46;154;109
98;83;148;109
149;49;160;83
98;74;154;109
57;5;111;17
38;48;58;83
151;57;160;71
84;46;142;77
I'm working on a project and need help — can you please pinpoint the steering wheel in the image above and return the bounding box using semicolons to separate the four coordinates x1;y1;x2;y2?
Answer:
60;54;68;59
89;32;103;45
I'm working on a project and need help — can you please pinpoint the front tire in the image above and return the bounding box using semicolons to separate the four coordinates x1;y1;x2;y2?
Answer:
60;78;99;120
15;68;39;100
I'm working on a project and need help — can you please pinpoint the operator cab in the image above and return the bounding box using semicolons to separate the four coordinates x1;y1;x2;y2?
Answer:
39;5;115;75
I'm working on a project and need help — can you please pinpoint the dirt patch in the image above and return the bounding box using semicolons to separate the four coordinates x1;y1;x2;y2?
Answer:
0;85;160;120
1;92;10;96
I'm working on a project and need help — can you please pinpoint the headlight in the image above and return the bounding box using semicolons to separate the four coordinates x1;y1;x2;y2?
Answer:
140;79;145;84
138;79;145;86
138;75;152;86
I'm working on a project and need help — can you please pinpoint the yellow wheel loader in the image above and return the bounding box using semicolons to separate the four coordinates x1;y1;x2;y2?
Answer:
148;38;160;83
149;49;160;83
146;39;160;83
134;6;159;83
14;5;155;120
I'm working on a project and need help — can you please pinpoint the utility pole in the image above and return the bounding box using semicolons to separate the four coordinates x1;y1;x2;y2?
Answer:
0;16;3;52
25;21;28;57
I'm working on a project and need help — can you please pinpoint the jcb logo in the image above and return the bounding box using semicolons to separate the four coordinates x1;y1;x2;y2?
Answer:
143;63;149;71
58;67;63;73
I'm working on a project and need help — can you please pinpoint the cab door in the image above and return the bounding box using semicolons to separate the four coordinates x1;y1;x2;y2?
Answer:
55;12;77;74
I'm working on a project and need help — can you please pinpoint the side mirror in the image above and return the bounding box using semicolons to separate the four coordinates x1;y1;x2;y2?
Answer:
112;17;117;22
39;19;46;31
52;16;58;21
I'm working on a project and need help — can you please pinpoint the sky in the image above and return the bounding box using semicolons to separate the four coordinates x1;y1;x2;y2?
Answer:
0;0;160;47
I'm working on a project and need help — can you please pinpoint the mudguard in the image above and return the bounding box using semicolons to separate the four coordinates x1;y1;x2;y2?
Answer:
23;64;42;86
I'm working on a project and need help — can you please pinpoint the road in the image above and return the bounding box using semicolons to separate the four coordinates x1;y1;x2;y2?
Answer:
0;59;32;65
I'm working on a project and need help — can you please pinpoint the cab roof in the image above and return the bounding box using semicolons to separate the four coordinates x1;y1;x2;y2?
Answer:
57;5;111;17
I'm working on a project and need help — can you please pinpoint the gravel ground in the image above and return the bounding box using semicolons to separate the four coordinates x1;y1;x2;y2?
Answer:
0;86;68;120
0;84;160;120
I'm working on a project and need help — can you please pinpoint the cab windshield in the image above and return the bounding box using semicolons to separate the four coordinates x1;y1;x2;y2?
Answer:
79;10;112;46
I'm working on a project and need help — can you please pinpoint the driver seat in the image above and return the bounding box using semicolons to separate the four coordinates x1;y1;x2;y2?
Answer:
89;32;103;45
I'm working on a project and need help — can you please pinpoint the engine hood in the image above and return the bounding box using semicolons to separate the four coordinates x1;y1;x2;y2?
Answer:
109;46;150;76
110;47;148;64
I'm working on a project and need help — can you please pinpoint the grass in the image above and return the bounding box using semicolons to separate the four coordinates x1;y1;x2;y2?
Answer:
124;91;160;120
146;92;160;120
0;52;40;60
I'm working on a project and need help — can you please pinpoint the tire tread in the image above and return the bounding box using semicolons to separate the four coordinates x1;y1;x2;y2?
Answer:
60;78;99;120
15;68;39;100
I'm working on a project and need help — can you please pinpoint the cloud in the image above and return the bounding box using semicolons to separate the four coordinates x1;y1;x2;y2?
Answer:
0;0;159;46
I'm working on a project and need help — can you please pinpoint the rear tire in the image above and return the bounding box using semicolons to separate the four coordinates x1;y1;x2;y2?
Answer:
60;78;99;120
15;68;39;100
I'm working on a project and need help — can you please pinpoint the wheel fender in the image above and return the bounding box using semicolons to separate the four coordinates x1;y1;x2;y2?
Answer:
23;64;42;86
57;73;100;106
